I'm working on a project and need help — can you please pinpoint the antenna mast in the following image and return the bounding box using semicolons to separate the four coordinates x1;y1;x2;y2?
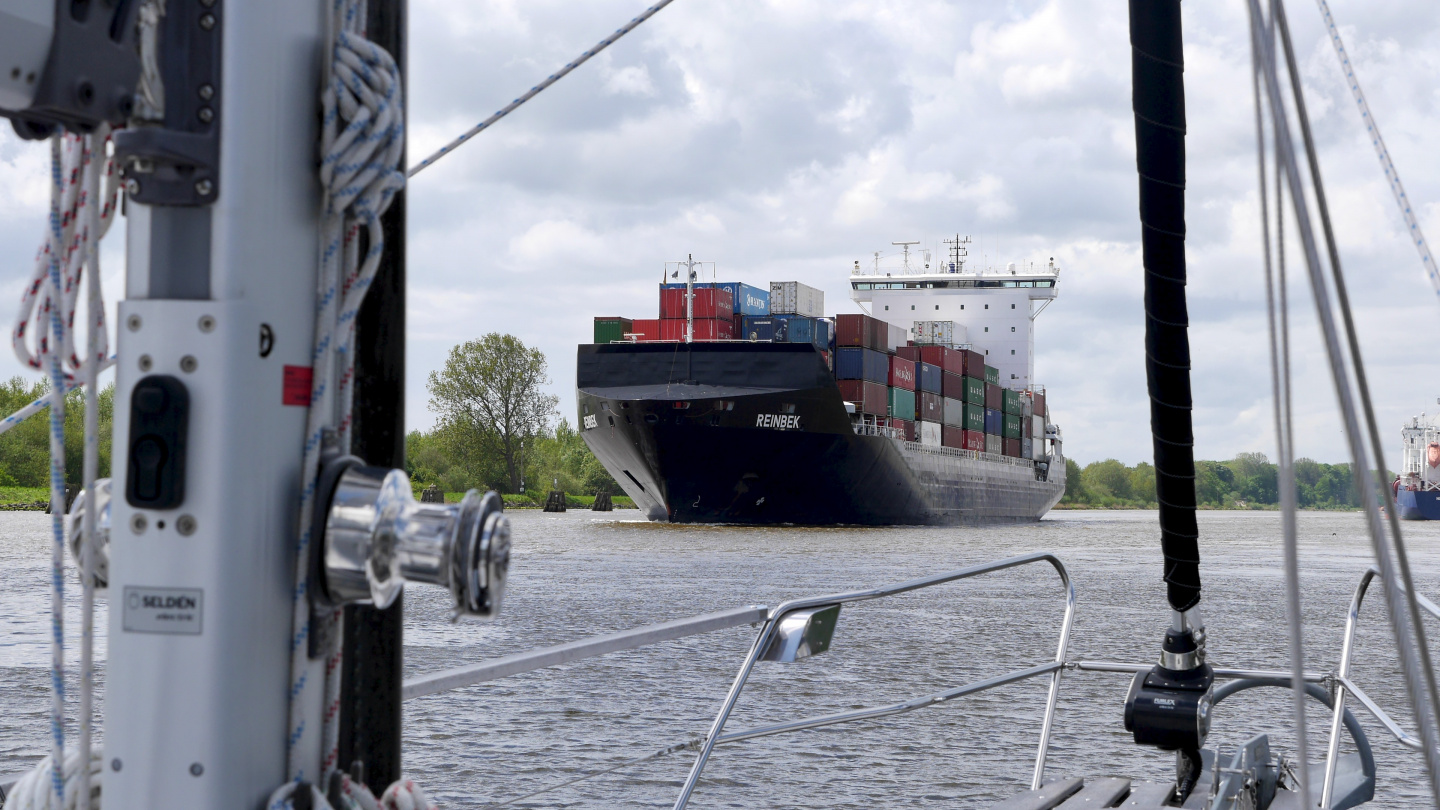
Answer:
892;241;921;273
942;235;971;273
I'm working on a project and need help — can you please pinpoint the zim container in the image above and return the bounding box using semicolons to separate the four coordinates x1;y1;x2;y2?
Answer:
984;408;1002;435
837;379;887;415
963;376;985;406
835;347;888;383
891;417;916;442
660;318;734;341
770;281;825;317
716;282;770;317
1002;388;1023;415
1003;411;1022;439
917;362;943;394
985;383;1001;411
889;356;916;390
963;402;985;432
985;364;999;385
962;429;985;452
942;425;965;449
918;421;942;446
985;433;1002;455
920;345;963;375
888;387;916;421
942;397;964;428
919;392;944;422
1003;437;1021;457
660;286;735;321
593;317;633;344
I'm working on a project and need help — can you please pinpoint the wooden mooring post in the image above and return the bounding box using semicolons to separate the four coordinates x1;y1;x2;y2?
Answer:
591;492;613;512
420;484;445;503
543;491;567;512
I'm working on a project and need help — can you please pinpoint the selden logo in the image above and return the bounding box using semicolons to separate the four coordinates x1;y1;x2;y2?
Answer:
756;414;801;430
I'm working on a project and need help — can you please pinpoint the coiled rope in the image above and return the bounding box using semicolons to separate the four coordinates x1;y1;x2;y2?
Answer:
1314;0;1440;306
283;0;405;792
267;774;436;810
7;129;118;810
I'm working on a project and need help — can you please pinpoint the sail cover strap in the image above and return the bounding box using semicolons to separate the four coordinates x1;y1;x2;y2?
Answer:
1129;0;1201;612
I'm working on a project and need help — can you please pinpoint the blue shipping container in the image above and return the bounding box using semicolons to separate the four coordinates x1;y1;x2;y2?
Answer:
984;408;1002;435
741;316;786;341
835;347;888;383
918;362;943;394
780;316;831;349
716;282;770;317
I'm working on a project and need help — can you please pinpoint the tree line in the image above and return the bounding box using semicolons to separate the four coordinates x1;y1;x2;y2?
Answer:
0;378;114;488
1061;452;1369;510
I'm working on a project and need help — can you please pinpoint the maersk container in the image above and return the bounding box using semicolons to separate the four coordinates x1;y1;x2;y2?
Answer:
942;425;965;449
985;383;1001;411
921;345;963;376
984;408;1002;435
889;356;917;390
888;387;916;421
963;376;985;406
914;320;956;346
770;281;825;317
1002;388;1023;416
917;362;942;394
593;317;633;344
919;421;942;446
963;402;985;432
1003;437;1021;458
962;429;986;452
715;282;770;317
985;365;999;385
985;433;1002;455
919;392;944;422
835;347;888;383
942;397;964;428
837;379;887;415
741;316;785;341
1003;412;1022;439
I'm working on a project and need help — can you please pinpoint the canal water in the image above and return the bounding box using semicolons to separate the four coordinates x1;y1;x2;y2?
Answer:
2;509;1437;807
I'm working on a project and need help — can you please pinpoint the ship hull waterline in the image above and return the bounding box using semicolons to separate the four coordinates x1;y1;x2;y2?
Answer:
576;342;1065;526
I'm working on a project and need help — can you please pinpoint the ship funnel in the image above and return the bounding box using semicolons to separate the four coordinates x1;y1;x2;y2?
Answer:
315;458;511;619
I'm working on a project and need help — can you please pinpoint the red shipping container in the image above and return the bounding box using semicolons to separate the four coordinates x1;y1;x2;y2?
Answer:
961;429;986;451
941;372;966;400
660;318;734;341
889;356;916;390
835;313;887;351
891;418;916;441
1003;437;1021;457
985;382;1001;411
896;346;921;362
918;391;944;422
837;379;887;416
1023;415;1032;439
1033;391;1047;417
660;287;734;321
630;319;660;341
919;345;963;376
942;425;965;449
961;349;986;379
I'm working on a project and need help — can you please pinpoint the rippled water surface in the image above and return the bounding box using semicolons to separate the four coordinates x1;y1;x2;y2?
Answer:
4;508;1440;807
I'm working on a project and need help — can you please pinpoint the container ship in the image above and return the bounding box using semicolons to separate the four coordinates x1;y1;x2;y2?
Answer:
1395;412;1440;519
576;247;1066;525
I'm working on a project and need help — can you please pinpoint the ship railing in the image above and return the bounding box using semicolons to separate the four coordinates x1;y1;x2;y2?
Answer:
901;440;1036;467
852;423;903;440
672;551;1075;809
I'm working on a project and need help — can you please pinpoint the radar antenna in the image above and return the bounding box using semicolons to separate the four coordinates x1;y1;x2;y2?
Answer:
892;240;921;273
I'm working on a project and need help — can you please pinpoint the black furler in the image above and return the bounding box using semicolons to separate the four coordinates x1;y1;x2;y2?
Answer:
1129;0;1201;612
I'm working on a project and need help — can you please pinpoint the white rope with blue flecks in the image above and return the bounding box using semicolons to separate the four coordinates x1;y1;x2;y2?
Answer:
280;0;405;794
1315;0;1440;306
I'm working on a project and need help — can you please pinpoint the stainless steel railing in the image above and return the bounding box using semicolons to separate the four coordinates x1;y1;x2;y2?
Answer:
1320;566;1440;808
672;551;1075;809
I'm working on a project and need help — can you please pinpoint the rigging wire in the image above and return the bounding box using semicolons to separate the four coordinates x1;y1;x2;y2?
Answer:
1247;0;1440;801
1314;0;1440;307
406;0;678;178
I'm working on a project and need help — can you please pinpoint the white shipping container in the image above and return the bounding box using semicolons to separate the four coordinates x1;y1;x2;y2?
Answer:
770;281;825;317
1032;415;1045;443
887;323;907;352
1022;438;1033;459
985;434;1002;455
919;421;942;446
1032;438;1047;461
913;320;957;345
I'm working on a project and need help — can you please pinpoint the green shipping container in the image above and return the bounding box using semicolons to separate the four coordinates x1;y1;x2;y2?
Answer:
963;402;985;432
985;365;999;385
963;375;985;405
889;387;916;421
1002;388;1023;415
594;317;633;344
1003;411;1022;439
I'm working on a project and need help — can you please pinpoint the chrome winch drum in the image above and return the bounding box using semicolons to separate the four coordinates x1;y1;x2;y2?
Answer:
315;457;510;618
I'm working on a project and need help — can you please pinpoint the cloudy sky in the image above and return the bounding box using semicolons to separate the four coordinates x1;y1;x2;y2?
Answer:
1;0;1439;466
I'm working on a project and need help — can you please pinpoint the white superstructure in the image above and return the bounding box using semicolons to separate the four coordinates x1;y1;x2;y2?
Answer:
848;240;1060;389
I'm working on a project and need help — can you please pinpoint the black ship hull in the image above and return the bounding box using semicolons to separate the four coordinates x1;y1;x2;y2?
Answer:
577;342;1064;525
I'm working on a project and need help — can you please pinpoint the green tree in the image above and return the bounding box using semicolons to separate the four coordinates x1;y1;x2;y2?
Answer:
1062;457;1087;503
1083;459;1133;502
1129;462;1157;506
0;378;114;487
426;335;560;493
